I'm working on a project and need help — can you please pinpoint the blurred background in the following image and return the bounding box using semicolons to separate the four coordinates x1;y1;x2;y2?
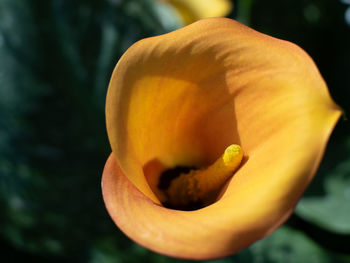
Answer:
0;0;349;262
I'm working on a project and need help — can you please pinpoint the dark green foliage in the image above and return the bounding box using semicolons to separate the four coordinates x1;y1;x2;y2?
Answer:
0;0;176;261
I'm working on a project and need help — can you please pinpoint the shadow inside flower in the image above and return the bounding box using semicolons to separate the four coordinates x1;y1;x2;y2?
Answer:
144;154;249;211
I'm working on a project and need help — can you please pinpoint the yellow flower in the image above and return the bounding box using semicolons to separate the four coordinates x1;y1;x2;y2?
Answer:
160;0;233;25
102;18;341;260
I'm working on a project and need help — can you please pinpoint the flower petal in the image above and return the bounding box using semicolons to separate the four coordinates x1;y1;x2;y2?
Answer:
164;0;233;25
104;18;341;259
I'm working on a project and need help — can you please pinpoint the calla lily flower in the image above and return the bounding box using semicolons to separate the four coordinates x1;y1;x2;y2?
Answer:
160;0;233;25
102;18;341;260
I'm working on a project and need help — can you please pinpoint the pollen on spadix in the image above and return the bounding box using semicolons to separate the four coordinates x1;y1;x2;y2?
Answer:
164;144;243;209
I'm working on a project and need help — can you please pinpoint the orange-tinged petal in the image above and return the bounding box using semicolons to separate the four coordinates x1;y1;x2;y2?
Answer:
162;0;233;25
104;18;341;259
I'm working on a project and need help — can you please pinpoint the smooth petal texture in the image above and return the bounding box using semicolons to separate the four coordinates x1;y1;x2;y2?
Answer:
163;0;232;25
104;18;341;259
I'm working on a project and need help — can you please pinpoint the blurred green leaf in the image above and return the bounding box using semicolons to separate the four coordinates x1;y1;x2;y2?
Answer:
205;226;350;263
245;226;350;263
296;138;350;234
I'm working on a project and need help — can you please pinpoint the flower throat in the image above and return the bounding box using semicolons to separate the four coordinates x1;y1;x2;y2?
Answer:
158;144;243;210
